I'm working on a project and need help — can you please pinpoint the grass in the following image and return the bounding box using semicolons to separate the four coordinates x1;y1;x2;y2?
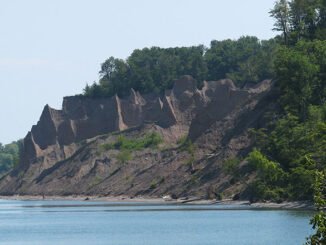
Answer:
100;132;163;152
179;138;195;155
177;135;188;145
99;132;164;165
116;150;132;164
178;137;196;168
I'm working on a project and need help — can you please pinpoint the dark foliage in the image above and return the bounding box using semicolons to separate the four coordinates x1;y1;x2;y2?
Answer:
83;37;277;97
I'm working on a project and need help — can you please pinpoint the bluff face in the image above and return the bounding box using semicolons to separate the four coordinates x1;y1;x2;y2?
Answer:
0;76;276;198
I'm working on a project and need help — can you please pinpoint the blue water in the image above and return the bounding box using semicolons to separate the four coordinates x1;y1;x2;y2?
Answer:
0;199;313;245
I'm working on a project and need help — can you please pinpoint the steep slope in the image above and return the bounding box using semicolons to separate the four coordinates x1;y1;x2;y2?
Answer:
0;76;276;198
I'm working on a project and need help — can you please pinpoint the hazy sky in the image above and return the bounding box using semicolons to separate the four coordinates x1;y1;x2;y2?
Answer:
0;0;276;144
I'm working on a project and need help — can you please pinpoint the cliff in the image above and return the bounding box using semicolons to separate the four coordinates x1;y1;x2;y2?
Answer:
0;76;277;198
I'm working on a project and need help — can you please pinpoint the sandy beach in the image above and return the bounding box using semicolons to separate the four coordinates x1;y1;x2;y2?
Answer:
0;195;314;210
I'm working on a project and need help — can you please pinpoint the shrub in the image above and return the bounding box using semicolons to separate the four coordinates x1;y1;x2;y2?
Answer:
100;132;163;152
306;171;326;244
223;157;241;175
116;150;132;164
100;143;114;151
177;135;187;145
149;180;158;189
247;149;286;184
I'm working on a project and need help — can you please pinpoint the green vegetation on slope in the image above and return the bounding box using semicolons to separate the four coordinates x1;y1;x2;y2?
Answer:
101;132;163;151
306;170;326;244
0;141;21;176
248;103;326;201
245;0;326;202
87;0;325;203
83;0;325;203
100;132;163;164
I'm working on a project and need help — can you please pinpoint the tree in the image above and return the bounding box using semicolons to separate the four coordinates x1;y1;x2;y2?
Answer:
205;36;277;86
315;0;326;39
274;41;325;119
306;170;326;244
271;0;326;43
270;0;290;45
99;57;119;81
289;0;311;41
84;45;209;97
0;141;21;176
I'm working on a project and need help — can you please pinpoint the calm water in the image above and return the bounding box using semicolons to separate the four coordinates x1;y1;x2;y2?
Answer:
0;199;313;245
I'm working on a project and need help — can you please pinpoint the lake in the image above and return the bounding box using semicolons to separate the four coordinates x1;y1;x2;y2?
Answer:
0;199;313;245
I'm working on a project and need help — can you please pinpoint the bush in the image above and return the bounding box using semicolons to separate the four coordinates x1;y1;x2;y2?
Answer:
289;167;315;200
246;181;287;203
306;171;326;244
179;139;196;168
116;150;132;164
223;157;241;175
149;180;157;189
245;149;290;202
177;135;187;145
142;132;163;148
100;143;114;151
180;139;195;154
247;149;286;184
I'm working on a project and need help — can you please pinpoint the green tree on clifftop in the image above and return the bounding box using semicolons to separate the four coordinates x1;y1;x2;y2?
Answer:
0;141;21;176
83;37;277;97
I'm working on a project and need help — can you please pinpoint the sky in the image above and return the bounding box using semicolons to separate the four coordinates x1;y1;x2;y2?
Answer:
0;0;277;144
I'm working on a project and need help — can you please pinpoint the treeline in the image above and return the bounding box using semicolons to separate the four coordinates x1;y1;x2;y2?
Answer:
83;37;277;97
244;0;326;202
2;0;324;206
83;0;325;99
0;141;21;176
270;0;326;45
82;0;326;203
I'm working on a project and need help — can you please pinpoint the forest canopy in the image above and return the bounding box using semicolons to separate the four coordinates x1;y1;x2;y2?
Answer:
0;141;21;177
83;37;277;97
83;0;325;98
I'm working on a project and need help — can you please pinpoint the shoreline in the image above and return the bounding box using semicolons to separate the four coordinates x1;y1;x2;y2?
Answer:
0;195;314;210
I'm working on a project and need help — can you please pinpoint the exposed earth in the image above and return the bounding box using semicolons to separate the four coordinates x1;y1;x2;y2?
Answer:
0;76;278;200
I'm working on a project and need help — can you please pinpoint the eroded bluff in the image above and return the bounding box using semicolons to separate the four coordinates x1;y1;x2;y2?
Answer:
0;76;276;198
